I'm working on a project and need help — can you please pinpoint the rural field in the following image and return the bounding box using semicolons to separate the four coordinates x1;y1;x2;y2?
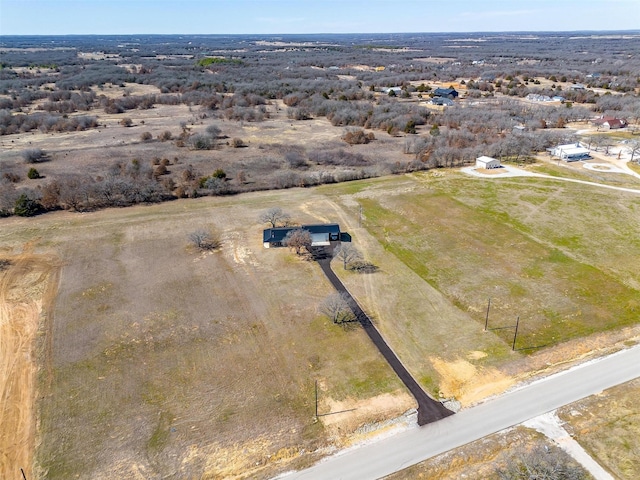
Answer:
1;164;640;479
2;29;640;479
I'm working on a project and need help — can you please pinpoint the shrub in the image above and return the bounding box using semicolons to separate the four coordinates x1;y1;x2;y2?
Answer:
2;172;21;183
120;118;133;127
140;131;153;141
342;128;375;145
22;148;47;163
158;130;172;141
27;168;40;179
14;193;42;217
212;168;226;179
187;133;213;150
230;138;245;148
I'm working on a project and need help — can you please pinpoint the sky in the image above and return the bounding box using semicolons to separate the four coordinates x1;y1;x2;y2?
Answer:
1;0;639;36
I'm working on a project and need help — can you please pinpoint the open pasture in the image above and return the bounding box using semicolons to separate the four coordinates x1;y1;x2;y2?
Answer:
1;166;639;478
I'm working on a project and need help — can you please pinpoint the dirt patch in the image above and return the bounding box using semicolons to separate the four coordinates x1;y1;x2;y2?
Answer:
320;391;414;439
430;357;515;405
0;247;60;480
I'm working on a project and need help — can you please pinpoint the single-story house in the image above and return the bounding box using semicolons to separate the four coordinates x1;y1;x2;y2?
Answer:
432;87;459;99
476;156;501;169
263;223;344;248
592;116;627;130
550;143;591;161
384;87;403;96
429;97;455;107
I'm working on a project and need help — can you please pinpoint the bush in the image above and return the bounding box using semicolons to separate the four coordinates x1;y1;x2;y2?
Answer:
158;130;172;141
342;128;375;145
230;138;245;148
22;148;47;163
140;131;153;141
187;133;213;150
27;168;40;179
120;118;133;127
14;193;42;217
212;169;226;179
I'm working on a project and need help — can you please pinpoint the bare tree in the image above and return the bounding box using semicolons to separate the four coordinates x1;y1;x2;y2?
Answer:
259;207;291;228
628;140;640;164
283;228;312;255
188;229;220;251
333;243;363;270
319;293;356;324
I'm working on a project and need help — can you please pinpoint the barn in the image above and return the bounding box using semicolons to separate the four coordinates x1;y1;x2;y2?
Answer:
476;156;501;169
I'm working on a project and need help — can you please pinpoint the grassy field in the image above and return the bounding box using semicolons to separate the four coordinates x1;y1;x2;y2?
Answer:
1;164;639;478
2;193;411;479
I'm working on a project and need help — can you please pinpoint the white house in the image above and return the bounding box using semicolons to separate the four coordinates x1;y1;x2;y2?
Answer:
551;143;591;161
476;156;501;169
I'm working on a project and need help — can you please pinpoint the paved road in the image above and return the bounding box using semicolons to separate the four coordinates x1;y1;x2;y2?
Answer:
279;344;640;480
316;256;453;425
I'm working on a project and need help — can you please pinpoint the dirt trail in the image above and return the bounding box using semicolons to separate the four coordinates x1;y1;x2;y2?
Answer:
0;249;60;480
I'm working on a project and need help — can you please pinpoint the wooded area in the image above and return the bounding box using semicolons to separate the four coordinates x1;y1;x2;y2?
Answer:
1;32;639;216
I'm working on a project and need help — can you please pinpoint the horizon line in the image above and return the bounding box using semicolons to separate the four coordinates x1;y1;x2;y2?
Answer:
2;29;640;38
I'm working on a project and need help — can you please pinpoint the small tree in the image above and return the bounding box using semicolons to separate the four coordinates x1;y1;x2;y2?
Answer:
259;207;291;228
333;243;363;270
284;228;312;255
188;229;220;251
319;293;356;324
14;193;42;217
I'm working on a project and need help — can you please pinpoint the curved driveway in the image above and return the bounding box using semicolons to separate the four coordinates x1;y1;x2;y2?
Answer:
279;344;640;480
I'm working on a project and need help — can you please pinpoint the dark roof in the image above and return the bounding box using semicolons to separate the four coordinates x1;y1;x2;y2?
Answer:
263;227;294;243
263;223;341;243
301;223;340;234
433;88;458;97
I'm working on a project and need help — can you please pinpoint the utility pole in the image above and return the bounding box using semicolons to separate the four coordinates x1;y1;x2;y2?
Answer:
512;316;520;351
484;298;491;331
314;380;318;418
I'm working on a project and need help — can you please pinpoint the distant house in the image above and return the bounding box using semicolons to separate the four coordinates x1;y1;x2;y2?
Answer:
263;223;345;248
592;116;627;130
550;143;591;161
526;93;552;102
432;88;459;99
430;97;454;107
475;156;501;169
384;87;403;96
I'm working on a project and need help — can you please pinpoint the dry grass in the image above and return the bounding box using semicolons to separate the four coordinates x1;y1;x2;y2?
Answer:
1;164;639;478
0;191;411;479
383;426;588;480
559;378;640;480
